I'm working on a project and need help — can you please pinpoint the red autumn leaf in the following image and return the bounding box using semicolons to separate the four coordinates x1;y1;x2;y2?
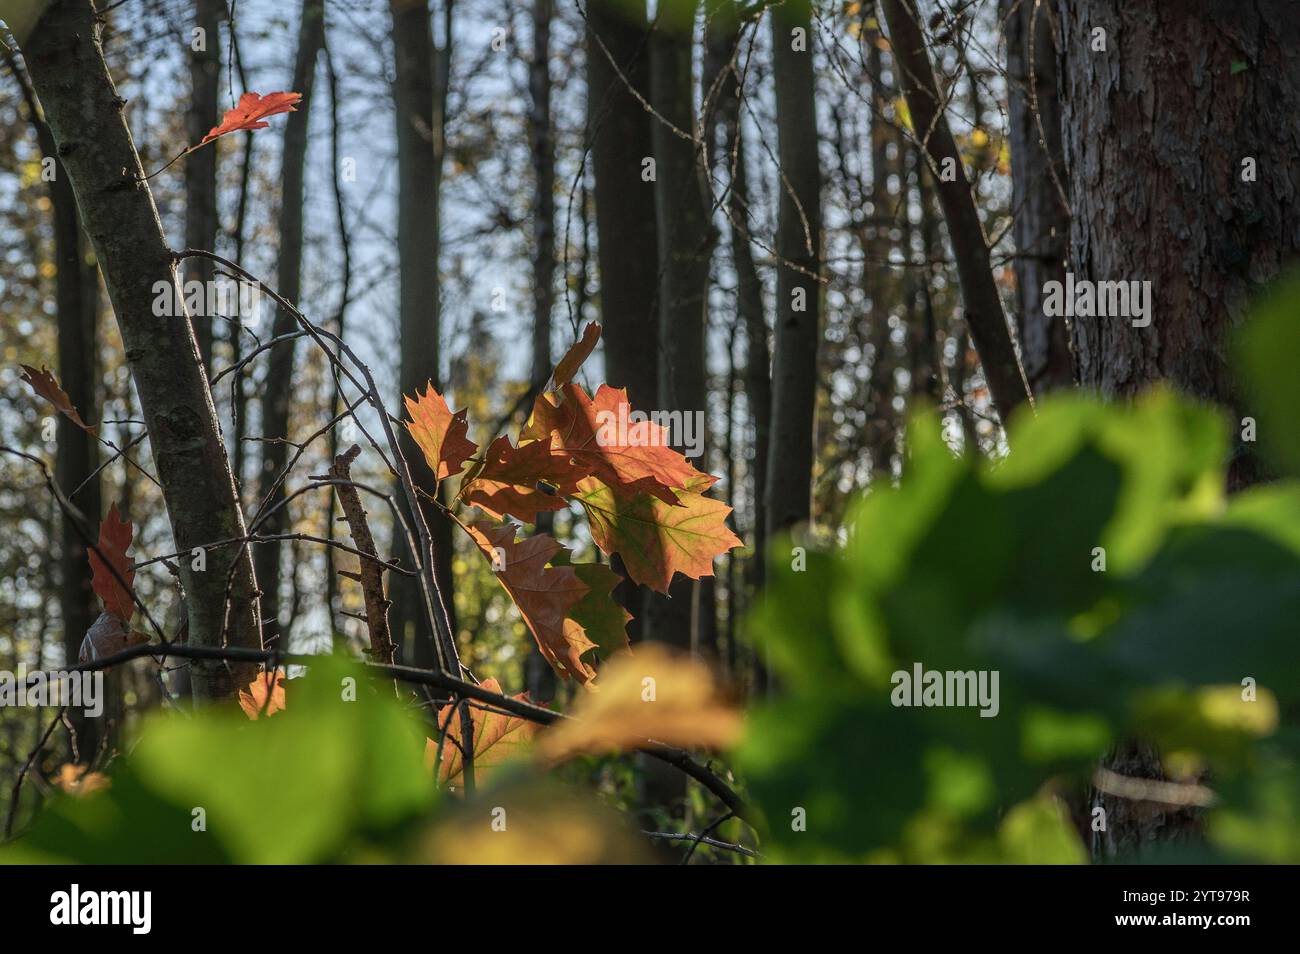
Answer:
522;383;709;505
238;669;287;720
88;504;136;621
404;383;478;482
466;522;598;684
550;321;601;388
458;435;586;523
573;476;742;593
19;364;96;434
200;91;302;146
426;678;540;788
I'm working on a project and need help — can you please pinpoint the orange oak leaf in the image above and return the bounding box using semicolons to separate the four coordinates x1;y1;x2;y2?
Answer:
19;365;96;434
200;91;302;146
538;645;742;762
573;477;742;593
550;321;601;388
426;678;540;788
238;669;287;720
459;435;586;523
88;504;135;621
404;383;478;482
466;522;597;684
522;383;709;504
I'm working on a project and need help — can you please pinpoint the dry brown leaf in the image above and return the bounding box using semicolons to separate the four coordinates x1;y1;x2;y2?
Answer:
78;611;147;664
19;364;96;434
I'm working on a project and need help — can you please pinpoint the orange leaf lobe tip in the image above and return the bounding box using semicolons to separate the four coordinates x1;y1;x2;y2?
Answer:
551;321;601;388
524;383;710;504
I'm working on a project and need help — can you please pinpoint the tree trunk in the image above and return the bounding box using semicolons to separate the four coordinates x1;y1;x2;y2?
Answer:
586;0;659;411
644;9;713;653
881;0;1031;422
524;0;558;700
586;0;660;641
1002;0;1073;394
765;0;822;536
23;0;261;702
184;0;223;375
1058;0;1298;490
387;0;458;669
1058;0;1300;853
7;46;104;748
706;11;770;590
256;0;324;650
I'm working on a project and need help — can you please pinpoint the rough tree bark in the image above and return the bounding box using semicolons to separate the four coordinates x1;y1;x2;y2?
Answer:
184;0;223;374
586;0;660;412
586;0;660;641
7;46;103;747
706;9;770;590
645;6;714;653
525;0;559;700
1058;0;1300;855
386;0;458;670
1058;0;1299;490
22;0;261;701
256;0;324;650
765;0;823;536
881;0;1031;422
1002;0;1073;394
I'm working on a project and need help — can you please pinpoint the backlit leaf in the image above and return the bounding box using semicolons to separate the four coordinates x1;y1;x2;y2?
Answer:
551;321;601;388
523;383;710;504
459;435;584;523
573;477;742;593
426;678;540;789
238;669;287;720
404;383;478;482
466;522;597;684
200;91;302;146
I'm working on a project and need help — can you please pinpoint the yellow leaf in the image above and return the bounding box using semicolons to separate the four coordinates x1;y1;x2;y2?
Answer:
538;645;742;761
53;763;110;797
427;678;541;789
238;669;286;720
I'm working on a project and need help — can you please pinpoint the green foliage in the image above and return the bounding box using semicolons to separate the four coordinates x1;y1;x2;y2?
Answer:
2;656;437;864
738;383;1300;863
1236;270;1300;478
